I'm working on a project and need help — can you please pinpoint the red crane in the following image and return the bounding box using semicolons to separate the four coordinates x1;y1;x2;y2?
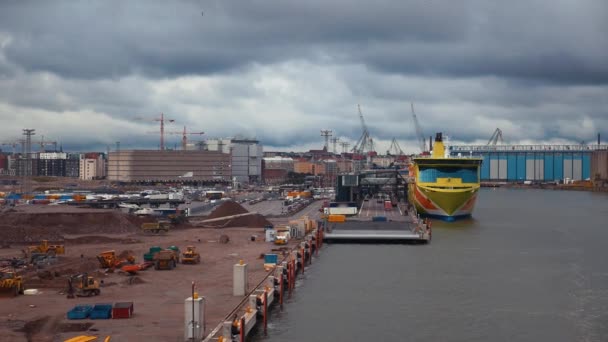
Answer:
139;113;175;150
166;126;205;150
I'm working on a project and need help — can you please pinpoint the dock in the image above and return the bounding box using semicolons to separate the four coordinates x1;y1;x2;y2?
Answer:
323;199;431;243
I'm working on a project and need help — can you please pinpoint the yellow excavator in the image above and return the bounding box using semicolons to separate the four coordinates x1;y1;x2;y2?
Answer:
27;240;65;255
0;268;24;297
67;273;100;297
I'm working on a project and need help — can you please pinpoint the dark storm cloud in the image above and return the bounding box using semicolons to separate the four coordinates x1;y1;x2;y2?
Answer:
1;1;605;84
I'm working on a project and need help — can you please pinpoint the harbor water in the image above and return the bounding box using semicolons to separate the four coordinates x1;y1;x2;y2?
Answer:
252;188;608;342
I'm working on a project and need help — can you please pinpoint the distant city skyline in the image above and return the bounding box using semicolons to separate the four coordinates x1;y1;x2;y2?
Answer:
0;1;606;153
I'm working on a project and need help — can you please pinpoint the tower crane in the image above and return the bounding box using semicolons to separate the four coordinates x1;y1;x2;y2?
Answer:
165;126;205;150
411;103;427;153
37;135;58;152
140;113;175;150
352;104;374;155
487;128;504;145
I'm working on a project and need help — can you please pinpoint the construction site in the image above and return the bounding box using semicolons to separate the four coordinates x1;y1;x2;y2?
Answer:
0;193;324;342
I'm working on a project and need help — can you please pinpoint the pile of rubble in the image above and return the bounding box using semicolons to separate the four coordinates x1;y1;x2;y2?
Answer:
0;211;140;243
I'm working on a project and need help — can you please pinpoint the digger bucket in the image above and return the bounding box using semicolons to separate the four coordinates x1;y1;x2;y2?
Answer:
0;284;20;297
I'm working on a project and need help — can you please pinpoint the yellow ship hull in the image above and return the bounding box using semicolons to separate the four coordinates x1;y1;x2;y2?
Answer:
409;183;479;221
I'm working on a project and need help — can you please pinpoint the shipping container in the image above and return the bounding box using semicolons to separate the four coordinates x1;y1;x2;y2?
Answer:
112;302;134;319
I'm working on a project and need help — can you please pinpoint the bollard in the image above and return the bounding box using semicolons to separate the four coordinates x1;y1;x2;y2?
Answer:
279;272;284;308
240;317;245;342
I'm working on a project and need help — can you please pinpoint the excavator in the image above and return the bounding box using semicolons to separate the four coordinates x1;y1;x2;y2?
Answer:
0;268;24;297
67;273;100;297
23;240;66;264
97;250;135;270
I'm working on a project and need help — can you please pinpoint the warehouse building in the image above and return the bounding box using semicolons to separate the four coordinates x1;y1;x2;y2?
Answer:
107;150;231;183
450;144;608;182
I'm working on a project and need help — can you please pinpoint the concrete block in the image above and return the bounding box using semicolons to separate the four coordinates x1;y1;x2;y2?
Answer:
184;296;204;341
233;263;248;296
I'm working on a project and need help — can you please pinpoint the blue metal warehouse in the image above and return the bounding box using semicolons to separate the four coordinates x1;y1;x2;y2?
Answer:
449;144;608;182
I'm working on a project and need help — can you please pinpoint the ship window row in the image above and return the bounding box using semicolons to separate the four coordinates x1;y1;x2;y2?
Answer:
419;167;479;183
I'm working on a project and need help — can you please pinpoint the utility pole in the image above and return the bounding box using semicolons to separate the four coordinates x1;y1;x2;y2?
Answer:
22;129;35;194
340;141;350;154
320;130;332;151
330;138;339;154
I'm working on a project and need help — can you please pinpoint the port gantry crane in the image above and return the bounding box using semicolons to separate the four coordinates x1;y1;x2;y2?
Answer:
352;104;375;155
487;128;504;145
411;102;427;153
166;126;205;151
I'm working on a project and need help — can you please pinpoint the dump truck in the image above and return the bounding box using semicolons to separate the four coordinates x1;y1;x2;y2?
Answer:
154;250;178;270
181;246;200;264
140;221;171;234
143;246;163;262
67;273;100;297
97;250;135;270
0;268;24;297
27;240;65;256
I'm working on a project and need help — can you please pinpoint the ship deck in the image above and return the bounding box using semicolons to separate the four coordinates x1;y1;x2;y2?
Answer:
323;200;429;243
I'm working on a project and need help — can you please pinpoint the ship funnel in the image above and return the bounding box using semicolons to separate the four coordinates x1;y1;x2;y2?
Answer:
432;132;445;158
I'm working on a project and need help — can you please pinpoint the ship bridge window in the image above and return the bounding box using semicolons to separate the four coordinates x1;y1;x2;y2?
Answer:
418;167;478;183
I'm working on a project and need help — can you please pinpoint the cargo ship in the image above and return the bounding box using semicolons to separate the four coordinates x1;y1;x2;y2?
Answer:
409;133;482;221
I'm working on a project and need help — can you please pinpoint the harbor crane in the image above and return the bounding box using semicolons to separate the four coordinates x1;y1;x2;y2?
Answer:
166;126;205;151
411;103;427;153
387;138;405;156
352;104;375;155
487;128;504;145
139;113;175;150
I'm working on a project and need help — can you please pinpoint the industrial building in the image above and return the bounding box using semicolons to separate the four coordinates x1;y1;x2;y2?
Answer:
450;144;608;182
262;156;294;185
203;138;262;184
107;150;231;183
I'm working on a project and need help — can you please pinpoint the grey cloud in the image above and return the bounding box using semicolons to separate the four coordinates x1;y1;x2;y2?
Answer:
1;1;606;84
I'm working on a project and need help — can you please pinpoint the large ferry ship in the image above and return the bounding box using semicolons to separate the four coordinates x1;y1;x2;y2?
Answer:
409;133;482;221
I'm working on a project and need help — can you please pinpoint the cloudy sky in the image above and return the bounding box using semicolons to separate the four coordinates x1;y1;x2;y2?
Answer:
0;1;606;154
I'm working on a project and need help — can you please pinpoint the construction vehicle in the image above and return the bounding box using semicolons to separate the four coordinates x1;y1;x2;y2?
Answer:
97;250;135;270
154;250;178;270
67;273;100;297
0;268;24;297
181;246;201;264
27;240;65;256
140;221;171;234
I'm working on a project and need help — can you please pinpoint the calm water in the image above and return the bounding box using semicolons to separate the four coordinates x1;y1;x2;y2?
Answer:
252;188;608;342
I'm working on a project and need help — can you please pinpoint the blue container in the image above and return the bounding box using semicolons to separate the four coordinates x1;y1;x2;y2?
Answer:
264;254;278;265
90;303;113;319
372;216;387;222
67;305;93;320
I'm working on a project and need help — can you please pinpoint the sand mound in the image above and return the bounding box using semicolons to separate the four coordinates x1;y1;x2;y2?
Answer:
201;201;272;228
208;201;248;219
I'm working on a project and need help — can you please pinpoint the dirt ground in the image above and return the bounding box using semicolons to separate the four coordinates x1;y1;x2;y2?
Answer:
0;200;323;342
0;226;304;342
